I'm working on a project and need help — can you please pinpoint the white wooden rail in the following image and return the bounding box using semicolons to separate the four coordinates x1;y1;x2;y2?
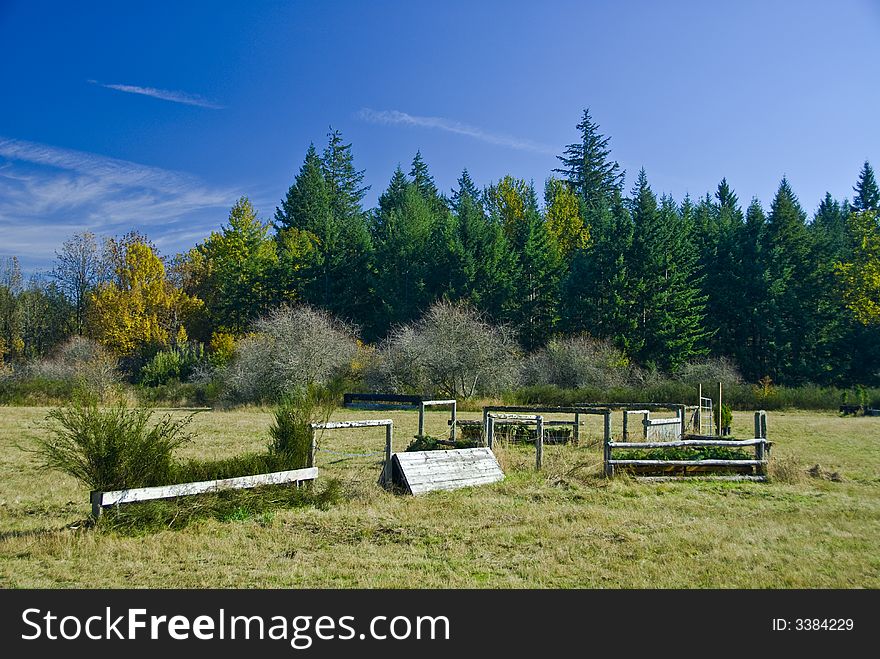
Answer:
90;467;318;518
605;412;771;480
310;419;394;485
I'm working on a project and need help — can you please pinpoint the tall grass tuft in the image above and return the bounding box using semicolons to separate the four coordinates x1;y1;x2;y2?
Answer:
36;395;195;491
268;384;339;468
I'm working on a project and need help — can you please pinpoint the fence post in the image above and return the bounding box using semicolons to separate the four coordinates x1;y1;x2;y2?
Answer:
574;412;581;445
90;491;102;519
384;422;393;486
482;408;489;446
641;412;649;439
309;427;317;468
604;410;613;477
450;401;457;441
536;416;544;471
418;403;425;437
487;416;495;449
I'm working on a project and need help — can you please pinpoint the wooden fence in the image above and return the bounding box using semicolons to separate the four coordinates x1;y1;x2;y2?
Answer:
605;411;771;481
344;393;457;439
90;467;318;518
310;418;394;485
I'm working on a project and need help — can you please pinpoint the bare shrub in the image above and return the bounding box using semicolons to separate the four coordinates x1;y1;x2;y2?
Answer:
366;301;519;398
224;305;357;403
27;336;119;393
520;335;632;390
674;357;742;386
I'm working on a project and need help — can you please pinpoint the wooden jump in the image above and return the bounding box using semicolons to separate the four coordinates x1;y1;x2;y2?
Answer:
343;393;457;439
391;447;504;495
90;467;318;518
311;418;394;485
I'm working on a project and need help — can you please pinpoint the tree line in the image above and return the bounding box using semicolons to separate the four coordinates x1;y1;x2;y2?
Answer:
1;110;878;387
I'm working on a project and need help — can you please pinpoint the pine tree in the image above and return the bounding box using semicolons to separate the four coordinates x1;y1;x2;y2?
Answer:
762;178;818;382
562;189;637;352
487;177;562;347
194;197;279;335
852;161;880;212
315;128;374;326
734;197;769;380
554;108;624;215
628;170;706;369
371;168;434;332
449;170;516;320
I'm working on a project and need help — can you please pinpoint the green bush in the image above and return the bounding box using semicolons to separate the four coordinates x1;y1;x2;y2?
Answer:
268;383;341;466
139;344;205;387
36;397;195;491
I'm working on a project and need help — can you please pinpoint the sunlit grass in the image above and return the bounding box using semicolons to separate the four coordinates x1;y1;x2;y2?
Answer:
0;406;878;588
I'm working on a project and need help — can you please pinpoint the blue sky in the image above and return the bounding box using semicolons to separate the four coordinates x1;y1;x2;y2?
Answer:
1;0;879;271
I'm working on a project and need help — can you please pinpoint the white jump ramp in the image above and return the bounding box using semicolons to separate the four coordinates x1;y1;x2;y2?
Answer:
388;447;505;495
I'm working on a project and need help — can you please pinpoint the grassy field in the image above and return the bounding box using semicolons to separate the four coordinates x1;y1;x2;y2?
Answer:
1;404;878;588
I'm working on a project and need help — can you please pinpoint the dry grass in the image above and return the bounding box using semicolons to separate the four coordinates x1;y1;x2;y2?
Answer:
1;406;878;588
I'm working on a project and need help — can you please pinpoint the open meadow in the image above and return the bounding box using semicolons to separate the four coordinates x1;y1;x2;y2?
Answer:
1;405;878;588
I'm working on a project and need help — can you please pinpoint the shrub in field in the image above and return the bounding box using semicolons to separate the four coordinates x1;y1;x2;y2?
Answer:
139;343;206;386
27;336;119;394
224;305;357;403
673;357;743;387
520;335;632;390
366;301;519;398
36;397;195;491
268;385;339;468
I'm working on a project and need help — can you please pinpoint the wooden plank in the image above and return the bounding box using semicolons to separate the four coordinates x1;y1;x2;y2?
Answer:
94;467;319;514
608;459;765;467
609;439;767;449
488;413;543;420
422;399;456;406
392;448;504;495
635;475;768;483
343;393;422;405
312;419;392;429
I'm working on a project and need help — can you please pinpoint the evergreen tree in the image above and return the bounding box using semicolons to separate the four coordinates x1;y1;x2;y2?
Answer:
762;178;818;382
371;167;434;333
562;189;637;352
628;170;707;369
852;161;880;212
554;108;624;215
735;197;769;380
193;197;279;335
448;170;516;320
813;192;850;260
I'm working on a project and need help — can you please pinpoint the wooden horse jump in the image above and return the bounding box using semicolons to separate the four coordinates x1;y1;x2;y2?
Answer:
391;447;504;494
310;419;394;485
343;393;457;439
90;467;318;518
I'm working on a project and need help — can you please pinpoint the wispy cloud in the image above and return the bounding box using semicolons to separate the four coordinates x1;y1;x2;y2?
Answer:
88;79;224;109
0;137;237;267
357;108;556;155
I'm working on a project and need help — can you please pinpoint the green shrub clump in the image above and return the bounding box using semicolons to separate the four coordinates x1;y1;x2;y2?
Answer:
37;396;195;491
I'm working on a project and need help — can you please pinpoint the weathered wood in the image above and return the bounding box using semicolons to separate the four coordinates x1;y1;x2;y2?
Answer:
603;410;613;477
344;393;423;405
608;439;768;449
609;459;765;467
488;413;543;420
536;416;544;471
637;475;768;483
384;424;393;485
391;447;504;495
91;467;319;517
312;419;393;430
